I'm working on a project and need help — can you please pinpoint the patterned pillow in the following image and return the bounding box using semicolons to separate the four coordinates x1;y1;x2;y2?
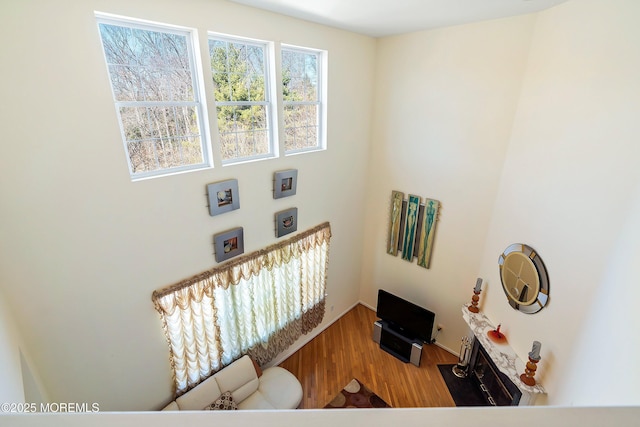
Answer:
205;391;238;411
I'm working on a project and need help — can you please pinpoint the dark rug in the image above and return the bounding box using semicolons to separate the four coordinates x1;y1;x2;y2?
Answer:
437;364;487;406
324;378;391;408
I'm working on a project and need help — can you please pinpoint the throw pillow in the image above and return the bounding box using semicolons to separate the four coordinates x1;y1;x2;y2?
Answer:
205;391;238;411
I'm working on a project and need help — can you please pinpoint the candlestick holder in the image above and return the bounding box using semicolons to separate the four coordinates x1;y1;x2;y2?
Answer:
468;289;481;313
520;356;541;386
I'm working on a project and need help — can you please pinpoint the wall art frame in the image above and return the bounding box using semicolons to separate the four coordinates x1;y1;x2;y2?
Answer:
214;227;244;263
387;190;405;256
401;195;421;261
273;169;298;199
207;179;240;216
388;190;441;268
417;198;440;269
275;207;298;238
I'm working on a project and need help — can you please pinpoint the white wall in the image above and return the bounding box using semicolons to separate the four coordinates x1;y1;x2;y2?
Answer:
0;288;25;404
360;14;536;354
559;182;640;406
362;0;640;407
0;0;375;411
477;0;640;405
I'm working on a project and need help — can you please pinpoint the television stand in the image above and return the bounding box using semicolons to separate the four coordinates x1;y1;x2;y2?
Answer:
373;320;423;366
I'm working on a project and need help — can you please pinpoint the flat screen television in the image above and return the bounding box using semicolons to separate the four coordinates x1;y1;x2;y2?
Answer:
376;289;435;343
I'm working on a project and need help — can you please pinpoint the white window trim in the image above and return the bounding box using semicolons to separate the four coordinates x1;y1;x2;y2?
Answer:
96;13;328;178
281;44;327;155
96;12;213;181
208;33;279;166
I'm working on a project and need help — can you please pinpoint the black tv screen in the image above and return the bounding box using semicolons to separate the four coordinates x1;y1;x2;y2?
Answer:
376;289;435;343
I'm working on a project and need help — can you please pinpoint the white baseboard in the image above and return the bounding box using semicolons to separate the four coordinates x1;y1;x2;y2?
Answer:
267;301;361;368
434;341;457;357
359;300;457;356
360;301;375;311
268;300;457;367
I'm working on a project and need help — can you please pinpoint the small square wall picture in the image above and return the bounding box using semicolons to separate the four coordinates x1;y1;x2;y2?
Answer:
275;208;298;238
207;179;240;216
273;169;298;199
214;227;244;263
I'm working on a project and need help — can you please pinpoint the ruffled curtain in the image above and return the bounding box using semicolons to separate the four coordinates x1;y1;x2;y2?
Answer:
152;222;331;395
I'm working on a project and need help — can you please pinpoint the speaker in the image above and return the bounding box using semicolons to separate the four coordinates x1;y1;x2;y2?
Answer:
372;321;382;344
410;342;423;367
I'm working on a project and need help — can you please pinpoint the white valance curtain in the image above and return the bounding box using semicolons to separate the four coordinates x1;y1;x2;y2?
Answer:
152;222;331;395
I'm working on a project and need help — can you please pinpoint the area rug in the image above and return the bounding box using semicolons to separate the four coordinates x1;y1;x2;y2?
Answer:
437;364;486;406
324;378;391;408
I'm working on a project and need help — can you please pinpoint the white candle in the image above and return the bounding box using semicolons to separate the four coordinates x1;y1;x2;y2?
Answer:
474;278;482;293
529;341;542;360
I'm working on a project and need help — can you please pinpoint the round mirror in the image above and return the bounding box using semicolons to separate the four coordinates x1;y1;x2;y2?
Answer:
498;243;549;314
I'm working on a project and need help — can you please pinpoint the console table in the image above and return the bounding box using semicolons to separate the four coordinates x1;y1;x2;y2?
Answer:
462;306;545;405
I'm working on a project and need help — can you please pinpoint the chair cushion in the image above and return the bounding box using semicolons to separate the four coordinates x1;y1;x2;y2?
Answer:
257;366;303;409
161;401;180;411
175;374;222;410
160;355;302;411
237;390;277;410
214;355;260;403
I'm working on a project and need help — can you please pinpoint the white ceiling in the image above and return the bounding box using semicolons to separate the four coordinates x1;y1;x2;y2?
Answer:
229;0;569;37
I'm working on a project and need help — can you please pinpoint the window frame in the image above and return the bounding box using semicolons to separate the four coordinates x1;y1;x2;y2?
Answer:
208;33;278;166
96;13;213;181
281;44;327;155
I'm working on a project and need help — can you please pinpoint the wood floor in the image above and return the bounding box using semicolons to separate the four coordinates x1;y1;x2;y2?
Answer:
278;303;459;409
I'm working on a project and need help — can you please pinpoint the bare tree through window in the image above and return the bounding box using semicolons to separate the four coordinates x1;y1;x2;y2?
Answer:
98;18;209;178
282;47;321;153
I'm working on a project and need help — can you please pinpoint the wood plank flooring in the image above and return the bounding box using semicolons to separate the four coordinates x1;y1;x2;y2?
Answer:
278;303;458;409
